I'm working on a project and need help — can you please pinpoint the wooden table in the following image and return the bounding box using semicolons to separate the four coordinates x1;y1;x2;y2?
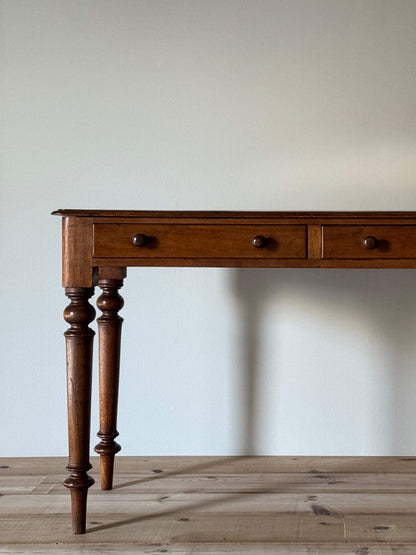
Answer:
53;210;416;533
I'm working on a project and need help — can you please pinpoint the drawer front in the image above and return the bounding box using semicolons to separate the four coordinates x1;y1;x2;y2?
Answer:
322;225;416;259
93;224;307;259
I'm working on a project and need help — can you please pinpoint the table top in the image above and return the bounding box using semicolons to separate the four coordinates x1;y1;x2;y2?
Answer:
53;210;416;219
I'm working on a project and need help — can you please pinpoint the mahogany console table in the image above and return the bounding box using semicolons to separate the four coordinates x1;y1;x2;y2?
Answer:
53;210;416;533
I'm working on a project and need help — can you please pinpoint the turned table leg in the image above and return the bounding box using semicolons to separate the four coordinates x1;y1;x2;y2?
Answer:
63;287;96;534
94;268;126;490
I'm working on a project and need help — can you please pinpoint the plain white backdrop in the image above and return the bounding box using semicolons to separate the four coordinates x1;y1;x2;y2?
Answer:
2;0;416;456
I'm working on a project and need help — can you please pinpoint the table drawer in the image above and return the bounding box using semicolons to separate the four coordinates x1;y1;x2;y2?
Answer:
322;225;416;259
93;224;307;259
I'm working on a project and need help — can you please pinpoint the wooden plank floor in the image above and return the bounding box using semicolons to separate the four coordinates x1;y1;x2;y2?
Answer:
2;456;416;553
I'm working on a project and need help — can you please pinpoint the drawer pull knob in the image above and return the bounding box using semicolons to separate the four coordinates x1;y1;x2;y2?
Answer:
362;236;378;249
132;233;148;247
252;235;267;248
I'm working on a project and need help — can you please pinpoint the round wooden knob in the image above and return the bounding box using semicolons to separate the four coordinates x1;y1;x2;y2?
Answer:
252;235;267;248
132;233;148;247
362;236;378;249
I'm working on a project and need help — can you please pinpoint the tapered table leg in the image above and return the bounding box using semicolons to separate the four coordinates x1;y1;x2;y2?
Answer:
63;287;96;534
94;268;126;490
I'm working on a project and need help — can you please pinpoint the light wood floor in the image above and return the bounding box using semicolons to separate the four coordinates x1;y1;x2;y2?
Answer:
2;456;416;553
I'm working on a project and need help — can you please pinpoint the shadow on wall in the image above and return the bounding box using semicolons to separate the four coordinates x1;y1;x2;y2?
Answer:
231;268;416;456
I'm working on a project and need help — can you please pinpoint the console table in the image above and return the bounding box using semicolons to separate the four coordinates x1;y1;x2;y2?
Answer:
53;210;416;534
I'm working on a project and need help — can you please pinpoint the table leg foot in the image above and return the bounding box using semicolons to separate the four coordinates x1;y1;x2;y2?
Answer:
96;444;121;490
65;472;95;534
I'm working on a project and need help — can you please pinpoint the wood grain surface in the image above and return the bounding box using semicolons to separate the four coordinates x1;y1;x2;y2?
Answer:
2;456;416;553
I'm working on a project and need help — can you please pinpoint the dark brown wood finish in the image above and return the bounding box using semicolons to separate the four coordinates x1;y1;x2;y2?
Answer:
61;216;95;287
63;287;96;534
54;210;416;533
94;267;126;491
93;223;307;259
322;225;416;259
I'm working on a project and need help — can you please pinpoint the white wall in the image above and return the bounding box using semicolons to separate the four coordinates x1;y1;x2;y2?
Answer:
2;0;416;456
